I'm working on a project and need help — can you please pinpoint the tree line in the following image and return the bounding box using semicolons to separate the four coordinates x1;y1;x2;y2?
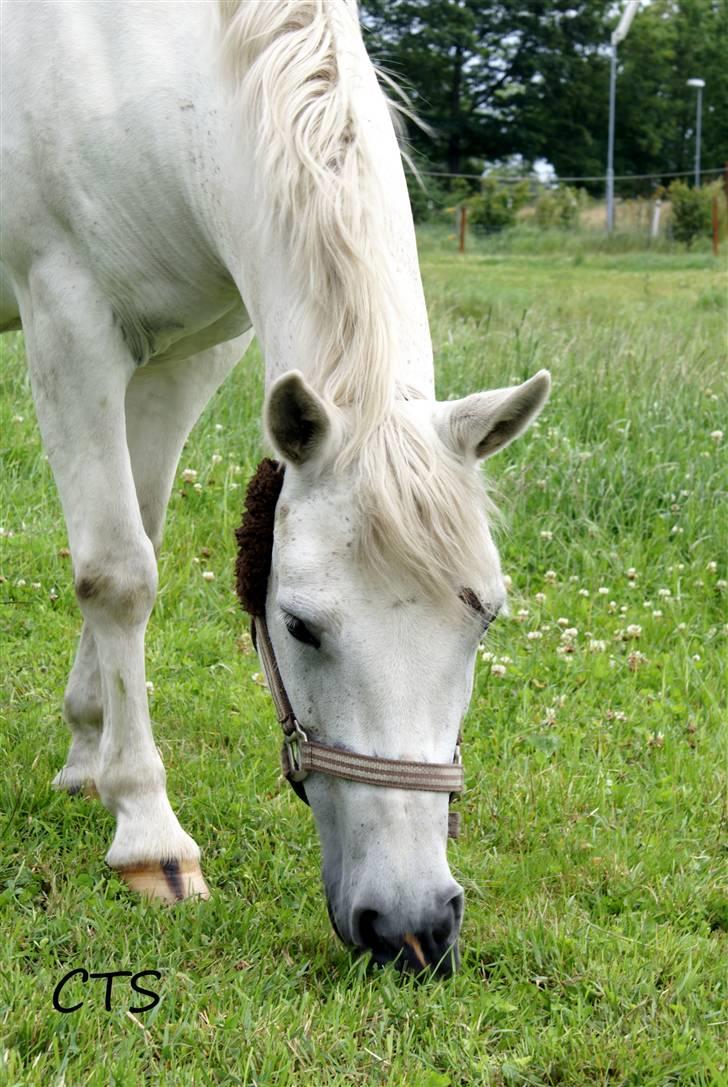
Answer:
360;0;728;192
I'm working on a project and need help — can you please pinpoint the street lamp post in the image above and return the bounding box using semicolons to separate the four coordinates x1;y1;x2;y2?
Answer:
687;79;705;187
606;1;641;234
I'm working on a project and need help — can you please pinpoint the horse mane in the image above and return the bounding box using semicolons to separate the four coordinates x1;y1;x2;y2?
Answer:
218;0;496;611
217;0;399;454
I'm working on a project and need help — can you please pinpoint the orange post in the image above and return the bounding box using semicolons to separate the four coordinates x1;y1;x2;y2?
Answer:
458;205;468;252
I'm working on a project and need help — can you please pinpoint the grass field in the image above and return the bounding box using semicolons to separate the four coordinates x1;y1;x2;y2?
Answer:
1;232;726;1086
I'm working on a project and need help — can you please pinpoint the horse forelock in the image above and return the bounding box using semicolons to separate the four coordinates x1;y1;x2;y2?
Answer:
351;412;499;615
218;0;406;459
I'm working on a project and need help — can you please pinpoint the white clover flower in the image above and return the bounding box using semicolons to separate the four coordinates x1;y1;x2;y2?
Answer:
620;606;628;614
534;592;546;604
527;630;543;641
643;600;653;609
657;588;671;598
202;570;215;582
543;707;557;726
481;651;495;663
557;617;570;628
211;453;223;466
717;579;727;590
490;663;507;677
677;622;687;631
498;656;513;665
710;430;723;443
556;644;575;656
647;732;664;748
516;608;529;622
608;600;618;613
231;482;240;491
692;654;701;662
562;627;578;640
598;587;610;595
31;582;41;590
540;530;553;541
626;624;642;639
192;556;200;564
569;575;580;583
706;561;718;574
181;468;198;483
628;651;648;671
146;681;154;694
544;570;558;584
588;639;607;652
12;415;24;423
215;423;224;432
16;578;26;587
652;610;663;618
232;464;243;475
193;482;203;493
626;567;638;580
670;525;684;535
503;574;513;590
578;588;590;598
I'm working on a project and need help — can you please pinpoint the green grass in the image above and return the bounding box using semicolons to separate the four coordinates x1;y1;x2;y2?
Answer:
1;236;726;1086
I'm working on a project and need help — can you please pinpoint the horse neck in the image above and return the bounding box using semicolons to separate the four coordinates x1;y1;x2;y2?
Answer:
217;1;435;404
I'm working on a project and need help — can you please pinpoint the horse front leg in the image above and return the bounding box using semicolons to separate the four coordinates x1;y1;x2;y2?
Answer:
20;257;207;901
52;621;102;796
52;335;254;808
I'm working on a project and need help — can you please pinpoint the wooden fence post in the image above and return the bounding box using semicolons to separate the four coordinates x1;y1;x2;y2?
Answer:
458;205;468;253
712;194;720;256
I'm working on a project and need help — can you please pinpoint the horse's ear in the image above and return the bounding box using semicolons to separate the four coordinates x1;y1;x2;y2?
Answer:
437;370;551;461
265;370;332;465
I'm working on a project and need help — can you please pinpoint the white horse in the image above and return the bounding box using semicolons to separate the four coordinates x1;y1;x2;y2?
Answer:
0;0;549;974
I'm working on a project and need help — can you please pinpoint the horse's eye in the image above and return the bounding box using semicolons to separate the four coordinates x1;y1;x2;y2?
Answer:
283;612;321;649
460;587;497;632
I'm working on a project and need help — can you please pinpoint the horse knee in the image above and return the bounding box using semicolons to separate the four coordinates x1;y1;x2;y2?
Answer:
63;682;103;729
74;538;157;625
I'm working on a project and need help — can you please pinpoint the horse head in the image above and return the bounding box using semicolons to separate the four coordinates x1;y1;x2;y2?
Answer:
238;367;550;975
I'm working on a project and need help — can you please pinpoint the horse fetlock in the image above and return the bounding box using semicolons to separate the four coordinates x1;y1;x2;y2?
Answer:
105;793;201;871
96;757;167;814
52;763;99;797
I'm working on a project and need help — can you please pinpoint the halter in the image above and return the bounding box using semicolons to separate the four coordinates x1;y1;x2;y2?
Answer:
235;459;464;838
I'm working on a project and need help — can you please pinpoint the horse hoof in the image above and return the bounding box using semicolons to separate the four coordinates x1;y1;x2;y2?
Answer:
117;860;210;903
52;770;99;798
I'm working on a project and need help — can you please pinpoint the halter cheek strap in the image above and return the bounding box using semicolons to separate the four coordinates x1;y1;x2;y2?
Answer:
252;616;463;838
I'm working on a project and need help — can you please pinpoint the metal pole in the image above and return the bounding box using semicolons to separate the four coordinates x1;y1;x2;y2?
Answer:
695;85;702;186
606;41;617;233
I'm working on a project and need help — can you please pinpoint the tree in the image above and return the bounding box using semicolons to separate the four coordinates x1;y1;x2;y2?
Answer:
360;0;728;189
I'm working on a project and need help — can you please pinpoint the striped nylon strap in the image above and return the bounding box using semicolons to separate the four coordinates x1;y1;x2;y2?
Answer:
251;616;464;838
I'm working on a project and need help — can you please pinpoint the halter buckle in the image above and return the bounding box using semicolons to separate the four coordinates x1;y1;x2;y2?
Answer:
283;718;309;782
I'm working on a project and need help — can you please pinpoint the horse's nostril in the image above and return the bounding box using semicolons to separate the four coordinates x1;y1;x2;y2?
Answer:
357;909;386;954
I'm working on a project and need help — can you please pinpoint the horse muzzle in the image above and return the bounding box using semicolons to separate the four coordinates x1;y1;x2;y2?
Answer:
345;887;464;977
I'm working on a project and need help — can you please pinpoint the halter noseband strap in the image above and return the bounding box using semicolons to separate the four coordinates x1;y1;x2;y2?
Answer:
237;459;463;839
253;616;464;837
